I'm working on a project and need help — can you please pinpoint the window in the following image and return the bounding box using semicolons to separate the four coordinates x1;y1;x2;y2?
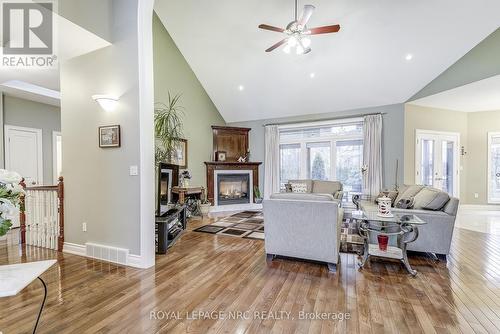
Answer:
488;132;500;203
279;120;364;199
336;139;363;195
280;143;301;187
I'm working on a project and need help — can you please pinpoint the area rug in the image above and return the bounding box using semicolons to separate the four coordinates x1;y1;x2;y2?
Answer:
194;211;265;240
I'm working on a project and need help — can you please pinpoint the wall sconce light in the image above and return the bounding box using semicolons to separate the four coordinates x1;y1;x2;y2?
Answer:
92;95;119;112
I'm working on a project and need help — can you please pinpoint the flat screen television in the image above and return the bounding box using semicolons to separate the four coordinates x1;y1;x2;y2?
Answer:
156;163;179;216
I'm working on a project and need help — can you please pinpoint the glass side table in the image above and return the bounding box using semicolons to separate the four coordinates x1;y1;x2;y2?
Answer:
352;211;427;276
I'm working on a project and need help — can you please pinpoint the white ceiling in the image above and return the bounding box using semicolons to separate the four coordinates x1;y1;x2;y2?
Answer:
154;0;500;122
408;74;500;112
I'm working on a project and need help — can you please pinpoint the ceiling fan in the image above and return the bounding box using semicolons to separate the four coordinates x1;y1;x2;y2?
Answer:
258;0;341;54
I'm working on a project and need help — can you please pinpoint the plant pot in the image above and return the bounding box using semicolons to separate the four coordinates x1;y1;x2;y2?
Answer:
377;235;389;252
200;203;211;217
255;198;263;204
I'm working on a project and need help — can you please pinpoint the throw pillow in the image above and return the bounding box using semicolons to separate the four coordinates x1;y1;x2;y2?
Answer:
413;187;450;210
291;183;308;193
395;197;414;209
395;185;424;204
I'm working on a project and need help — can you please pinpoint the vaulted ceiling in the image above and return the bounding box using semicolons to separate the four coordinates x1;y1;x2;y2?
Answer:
154;0;500;122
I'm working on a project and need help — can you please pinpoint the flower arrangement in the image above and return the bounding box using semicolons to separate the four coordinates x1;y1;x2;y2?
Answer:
0;169;24;237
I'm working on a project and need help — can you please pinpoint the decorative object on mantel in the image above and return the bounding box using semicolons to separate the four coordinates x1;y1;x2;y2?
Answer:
180;170;191;188
377;195;393;218
154;93;184;164
216;151;227;162
98;125;121;148
254;186;263;204
0;169;24;237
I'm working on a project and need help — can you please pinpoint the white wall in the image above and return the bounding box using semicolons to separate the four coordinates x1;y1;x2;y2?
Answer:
60;0;155;266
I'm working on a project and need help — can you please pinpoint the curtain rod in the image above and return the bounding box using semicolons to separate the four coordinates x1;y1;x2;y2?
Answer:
262;112;387;127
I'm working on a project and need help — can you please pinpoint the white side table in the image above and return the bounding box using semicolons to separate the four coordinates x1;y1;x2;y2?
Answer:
0;260;57;333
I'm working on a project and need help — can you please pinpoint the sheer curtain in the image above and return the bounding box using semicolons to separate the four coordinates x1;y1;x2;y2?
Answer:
264;125;280;199
362;114;383;197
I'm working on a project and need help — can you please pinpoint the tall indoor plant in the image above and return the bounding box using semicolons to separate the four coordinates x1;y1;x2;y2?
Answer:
0;170;24;237
154;93;185;163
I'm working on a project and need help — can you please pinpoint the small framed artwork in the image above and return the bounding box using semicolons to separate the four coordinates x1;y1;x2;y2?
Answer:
99;125;121;148
216;151;227;162
169;138;188;168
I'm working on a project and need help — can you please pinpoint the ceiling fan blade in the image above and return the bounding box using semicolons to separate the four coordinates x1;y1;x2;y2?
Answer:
265;39;288;52
258;24;285;33
298;5;315;26
307;24;341;35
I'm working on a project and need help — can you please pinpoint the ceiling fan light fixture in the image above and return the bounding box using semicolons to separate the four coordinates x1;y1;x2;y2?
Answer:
288;36;298;47
283;44;291;54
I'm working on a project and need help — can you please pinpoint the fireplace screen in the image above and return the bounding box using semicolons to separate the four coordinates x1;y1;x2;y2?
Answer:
217;173;250;205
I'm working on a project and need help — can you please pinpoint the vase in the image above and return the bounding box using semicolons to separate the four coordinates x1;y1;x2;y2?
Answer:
377;195;393;217
200;203;211;217
377;235;388;251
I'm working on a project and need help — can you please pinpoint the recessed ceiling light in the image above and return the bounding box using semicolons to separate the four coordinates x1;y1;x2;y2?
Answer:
405;54;413;61
238;85;245;91
310;72;316;78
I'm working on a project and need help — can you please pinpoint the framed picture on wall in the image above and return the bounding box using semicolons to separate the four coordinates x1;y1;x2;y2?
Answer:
99;125;121;148
169;138;188;168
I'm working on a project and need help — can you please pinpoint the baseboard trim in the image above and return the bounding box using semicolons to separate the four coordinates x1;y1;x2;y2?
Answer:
62;242;153;269
63;242;86;256
459;204;500;211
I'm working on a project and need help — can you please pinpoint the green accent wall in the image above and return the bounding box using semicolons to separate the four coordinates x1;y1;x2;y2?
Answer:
153;13;225;186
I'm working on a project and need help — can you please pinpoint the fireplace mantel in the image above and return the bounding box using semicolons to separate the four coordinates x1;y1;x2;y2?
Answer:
205;161;262;205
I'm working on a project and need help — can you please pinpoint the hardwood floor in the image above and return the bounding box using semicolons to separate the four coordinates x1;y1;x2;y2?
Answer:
1;217;500;333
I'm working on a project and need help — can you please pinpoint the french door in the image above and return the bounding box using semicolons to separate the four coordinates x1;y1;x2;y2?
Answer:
488;132;500;203
415;130;459;197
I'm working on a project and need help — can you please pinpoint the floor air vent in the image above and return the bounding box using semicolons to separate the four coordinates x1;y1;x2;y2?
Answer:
85;242;129;265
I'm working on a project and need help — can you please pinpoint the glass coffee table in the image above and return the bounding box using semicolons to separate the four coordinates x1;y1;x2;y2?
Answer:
351;211;427;276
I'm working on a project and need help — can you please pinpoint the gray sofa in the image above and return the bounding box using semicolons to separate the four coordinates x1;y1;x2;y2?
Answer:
358;185;459;259
281;179;344;202
263;186;343;273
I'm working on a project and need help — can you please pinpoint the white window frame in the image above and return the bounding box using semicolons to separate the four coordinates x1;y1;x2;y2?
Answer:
487;132;500;204
52;131;62;184
278;118;364;182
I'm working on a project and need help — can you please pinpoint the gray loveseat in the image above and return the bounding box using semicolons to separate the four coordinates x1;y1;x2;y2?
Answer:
358;185;459;260
263;180;344;272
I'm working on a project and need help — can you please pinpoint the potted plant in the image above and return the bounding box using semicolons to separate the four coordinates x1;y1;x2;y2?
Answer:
154;93;184;164
254;186;263;204
199;189;211;217
0;170;24;238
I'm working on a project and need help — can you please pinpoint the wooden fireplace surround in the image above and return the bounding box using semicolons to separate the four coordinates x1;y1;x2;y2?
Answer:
204;162;261;205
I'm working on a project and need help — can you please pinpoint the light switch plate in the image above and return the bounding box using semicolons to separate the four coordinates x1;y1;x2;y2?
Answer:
129;165;139;176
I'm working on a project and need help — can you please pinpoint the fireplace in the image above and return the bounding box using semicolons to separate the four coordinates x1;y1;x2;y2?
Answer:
217;173;250;205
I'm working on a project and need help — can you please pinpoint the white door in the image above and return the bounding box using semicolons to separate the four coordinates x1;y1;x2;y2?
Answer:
488;132;500;203
415;130;460;197
5;125;43;186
